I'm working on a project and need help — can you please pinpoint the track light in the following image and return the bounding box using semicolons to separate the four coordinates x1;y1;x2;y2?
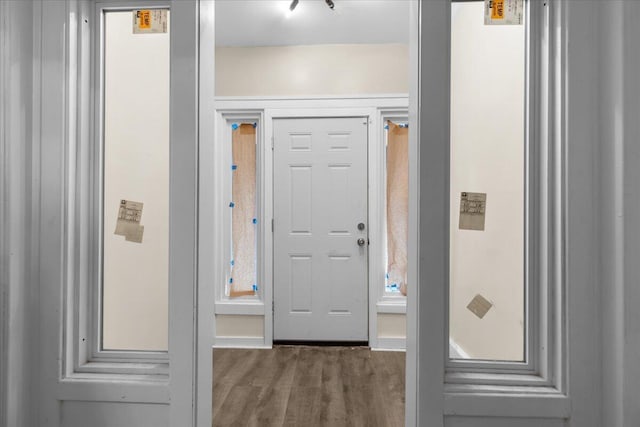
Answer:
289;0;335;12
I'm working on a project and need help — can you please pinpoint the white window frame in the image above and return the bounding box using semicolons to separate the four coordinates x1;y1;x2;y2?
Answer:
67;0;172;378
435;0;568;416
446;0;535;375
36;0;200;422
377;110;410;313
213;111;267;316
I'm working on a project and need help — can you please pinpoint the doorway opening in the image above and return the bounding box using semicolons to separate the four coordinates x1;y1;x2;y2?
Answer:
209;1;411;425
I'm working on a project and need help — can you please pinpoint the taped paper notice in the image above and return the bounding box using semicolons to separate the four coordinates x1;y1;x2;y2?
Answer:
133;10;168;34
484;0;524;25
467;294;493;319
115;199;144;243
459;192;487;231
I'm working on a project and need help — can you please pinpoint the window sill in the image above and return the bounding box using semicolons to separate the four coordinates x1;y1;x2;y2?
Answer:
74;361;169;377
376;299;407;314
215;300;265;315
444;387;569;418
60;371;169;403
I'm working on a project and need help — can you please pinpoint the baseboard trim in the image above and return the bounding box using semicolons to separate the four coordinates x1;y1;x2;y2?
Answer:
372;337;406;351
213;336;270;349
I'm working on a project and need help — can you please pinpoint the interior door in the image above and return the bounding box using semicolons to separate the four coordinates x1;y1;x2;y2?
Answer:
273;117;369;341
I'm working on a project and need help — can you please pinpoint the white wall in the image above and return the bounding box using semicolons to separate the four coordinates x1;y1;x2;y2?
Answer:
216;44;408;97
449;2;525;361
102;11;169;351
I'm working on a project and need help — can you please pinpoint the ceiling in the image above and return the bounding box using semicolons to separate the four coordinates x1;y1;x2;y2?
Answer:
215;0;410;47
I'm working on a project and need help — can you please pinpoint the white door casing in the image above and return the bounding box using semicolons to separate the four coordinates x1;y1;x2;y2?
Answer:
273;117;369;341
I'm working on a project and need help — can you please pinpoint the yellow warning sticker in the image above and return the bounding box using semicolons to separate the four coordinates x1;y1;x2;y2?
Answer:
485;0;523;25
491;0;504;20
137;10;151;29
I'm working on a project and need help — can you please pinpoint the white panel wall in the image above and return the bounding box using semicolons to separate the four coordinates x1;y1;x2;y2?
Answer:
215;314;263;337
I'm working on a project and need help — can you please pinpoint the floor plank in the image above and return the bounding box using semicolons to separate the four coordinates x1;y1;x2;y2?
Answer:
213;346;405;427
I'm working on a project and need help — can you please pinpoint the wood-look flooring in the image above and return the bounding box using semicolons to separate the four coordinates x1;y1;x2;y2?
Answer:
212;346;405;427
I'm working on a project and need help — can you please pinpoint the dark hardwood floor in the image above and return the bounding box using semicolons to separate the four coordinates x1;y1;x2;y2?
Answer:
212;346;405;427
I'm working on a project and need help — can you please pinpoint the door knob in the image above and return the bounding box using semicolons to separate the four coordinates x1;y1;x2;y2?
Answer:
357;238;366;246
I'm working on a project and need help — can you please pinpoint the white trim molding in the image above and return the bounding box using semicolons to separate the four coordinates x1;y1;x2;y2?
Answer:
213;337;270;349
207;96;409;350
0;2;37;425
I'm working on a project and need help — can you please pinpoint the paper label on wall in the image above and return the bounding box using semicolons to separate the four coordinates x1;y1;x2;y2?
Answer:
484;0;524;25
133;10;168;34
467;294;493;319
114;199;144;243
459;192;487;231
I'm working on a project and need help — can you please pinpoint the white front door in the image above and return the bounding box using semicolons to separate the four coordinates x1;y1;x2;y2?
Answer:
273;117;369;341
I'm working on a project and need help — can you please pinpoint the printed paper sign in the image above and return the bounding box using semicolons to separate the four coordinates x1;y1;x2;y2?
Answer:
133;9;168;34
114;199;145;243
459;192;487;231
484;0;524;25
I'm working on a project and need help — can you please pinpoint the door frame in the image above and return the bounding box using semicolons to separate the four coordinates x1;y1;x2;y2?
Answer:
210;97;409;350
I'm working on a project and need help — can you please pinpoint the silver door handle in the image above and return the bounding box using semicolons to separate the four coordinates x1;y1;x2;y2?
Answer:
357;238;366;246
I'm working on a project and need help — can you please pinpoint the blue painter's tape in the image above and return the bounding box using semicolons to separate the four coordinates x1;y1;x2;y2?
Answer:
252;284;258;291
399;123;409;128
252;123;257;128
230;260;234;266
384;124;389;130
229;202;235;208
232;164;237;170
229;278;233;284
385;273;389;279
252;218;257;224
231;123;239;130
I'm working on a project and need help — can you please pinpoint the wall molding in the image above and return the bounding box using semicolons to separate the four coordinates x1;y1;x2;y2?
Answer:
374;337;406;351
213;337;270;349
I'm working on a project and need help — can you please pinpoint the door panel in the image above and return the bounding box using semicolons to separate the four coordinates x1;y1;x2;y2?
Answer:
273;117;368;341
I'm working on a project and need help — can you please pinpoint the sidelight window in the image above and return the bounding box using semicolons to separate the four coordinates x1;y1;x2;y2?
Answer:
448;0;527;364
99;7;170;355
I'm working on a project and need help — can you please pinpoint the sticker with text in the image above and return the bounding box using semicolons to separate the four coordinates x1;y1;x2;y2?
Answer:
133;9;168;34
484;0;523;25
459;192;487;231
114;199;145;243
